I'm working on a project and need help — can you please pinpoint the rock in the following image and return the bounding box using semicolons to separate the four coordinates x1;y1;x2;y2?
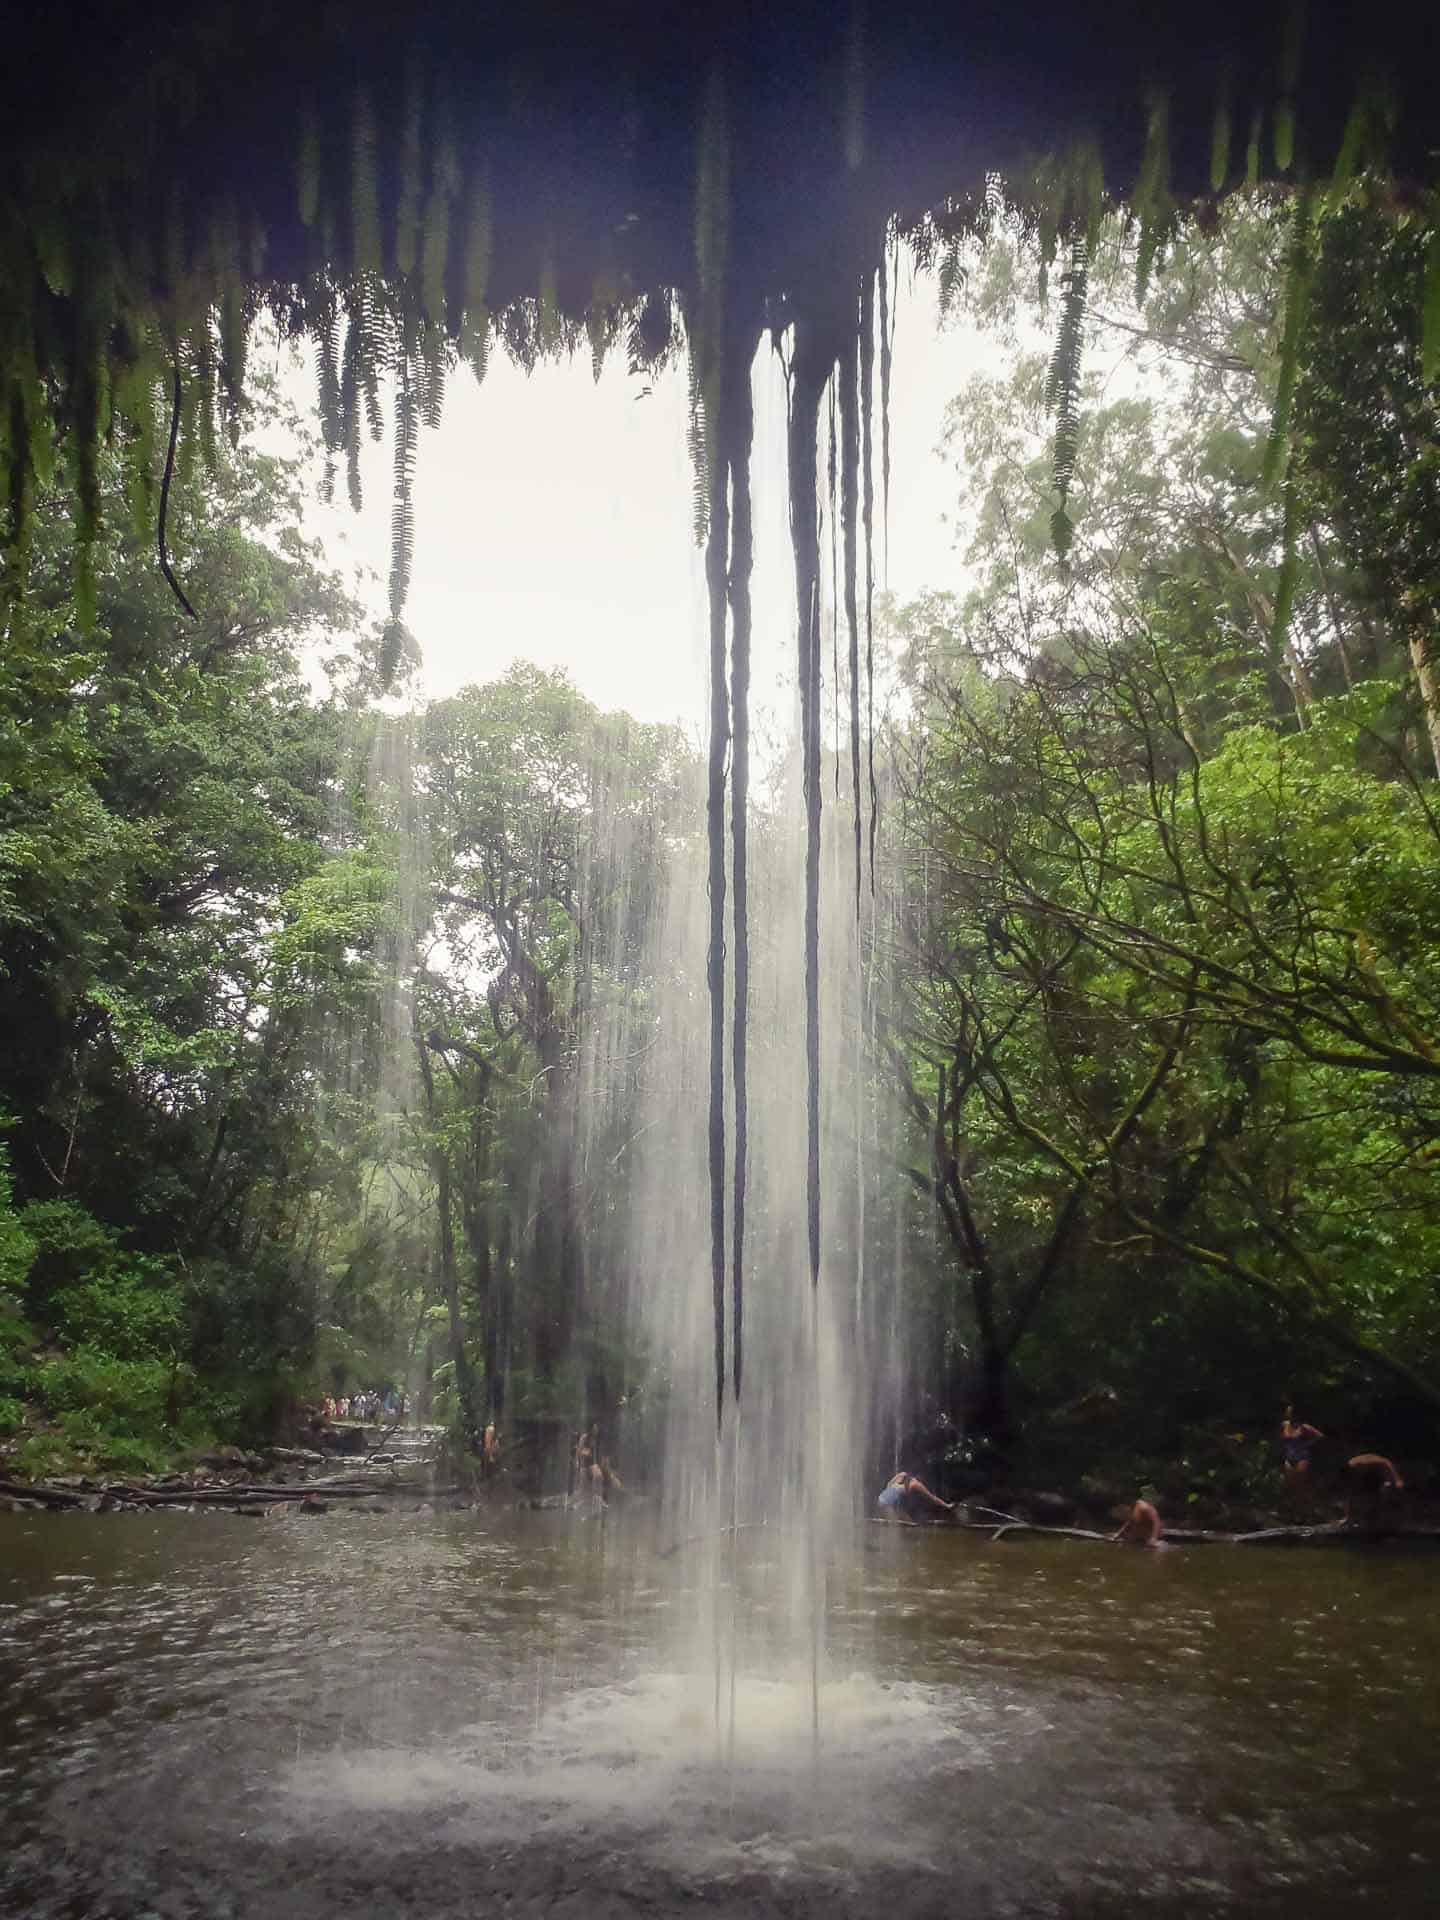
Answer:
235;1503;270;1518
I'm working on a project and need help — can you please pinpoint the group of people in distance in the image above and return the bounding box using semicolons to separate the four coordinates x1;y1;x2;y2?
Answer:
877;1401;1409;1544
322;1389;402;1423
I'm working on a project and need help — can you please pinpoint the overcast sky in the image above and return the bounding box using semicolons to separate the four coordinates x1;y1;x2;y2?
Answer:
271;270;993;729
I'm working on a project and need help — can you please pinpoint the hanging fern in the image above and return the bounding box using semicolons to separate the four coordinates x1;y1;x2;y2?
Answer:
937;235;965;317
340;301;363;512
349;276;386;440
416;318;448;431
316;297;343;454
117;363;159;539
1044;233;1088;564
686;346;709;547
390;343;419;621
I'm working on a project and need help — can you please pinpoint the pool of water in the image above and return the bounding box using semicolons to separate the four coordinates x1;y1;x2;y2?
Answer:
1;1508;1436;1917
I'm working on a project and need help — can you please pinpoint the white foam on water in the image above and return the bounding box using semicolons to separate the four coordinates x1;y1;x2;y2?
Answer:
282;1668;1004;1874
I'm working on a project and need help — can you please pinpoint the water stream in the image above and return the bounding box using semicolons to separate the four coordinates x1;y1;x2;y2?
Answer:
3;1510;1437;1918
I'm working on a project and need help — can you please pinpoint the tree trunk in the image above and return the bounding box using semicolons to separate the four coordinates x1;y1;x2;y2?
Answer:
1406;627;1440;779
414;1025;484;1454
434;1155;484;1454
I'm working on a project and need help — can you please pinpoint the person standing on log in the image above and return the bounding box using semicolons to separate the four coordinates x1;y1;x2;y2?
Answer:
1280;1405;1324;1501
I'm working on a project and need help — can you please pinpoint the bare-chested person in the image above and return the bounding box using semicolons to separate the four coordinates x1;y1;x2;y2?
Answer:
1111;1497;1164;1548
1344;1453;1403;1530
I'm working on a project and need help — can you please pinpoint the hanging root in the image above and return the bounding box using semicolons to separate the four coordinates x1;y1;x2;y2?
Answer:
728;326;756;1405
861;266;879;891
159;363;199;619
840;319;862;919
789;323;828;1291
705;391;731;1426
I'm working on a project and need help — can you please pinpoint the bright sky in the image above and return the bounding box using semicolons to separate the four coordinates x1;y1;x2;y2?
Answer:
275;271;990;728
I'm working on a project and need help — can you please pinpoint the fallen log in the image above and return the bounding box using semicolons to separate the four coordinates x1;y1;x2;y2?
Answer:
0;1477;89;1509
871;1513;1440;1549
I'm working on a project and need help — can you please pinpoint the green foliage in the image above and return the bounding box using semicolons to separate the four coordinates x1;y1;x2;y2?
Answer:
889;197;1440;1444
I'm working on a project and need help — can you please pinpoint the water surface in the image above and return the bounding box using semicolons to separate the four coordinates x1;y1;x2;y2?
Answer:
1;1509;1435;1917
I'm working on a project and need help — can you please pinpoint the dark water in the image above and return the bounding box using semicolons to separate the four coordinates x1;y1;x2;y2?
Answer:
1;1509;1436;1918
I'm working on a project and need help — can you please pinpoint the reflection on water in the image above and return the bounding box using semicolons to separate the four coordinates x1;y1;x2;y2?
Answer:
1;1509;1437;1917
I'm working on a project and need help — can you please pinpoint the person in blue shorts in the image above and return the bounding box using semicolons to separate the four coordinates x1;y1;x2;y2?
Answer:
877;1470;957;1519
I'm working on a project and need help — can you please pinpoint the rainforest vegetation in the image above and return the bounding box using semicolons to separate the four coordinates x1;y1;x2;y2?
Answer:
2;192;1438;1502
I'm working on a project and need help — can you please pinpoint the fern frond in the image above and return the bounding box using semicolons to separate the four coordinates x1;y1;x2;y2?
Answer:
118;364;159;538
417;319;447;430
390;350;419;620
1246;112;1263;189
1044;234;1088;565
938;237;965;318
316;298;342;452
460;304;490;385
340;299;363;511
586;298;617;382
350;276;386;439
686;345;709;548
